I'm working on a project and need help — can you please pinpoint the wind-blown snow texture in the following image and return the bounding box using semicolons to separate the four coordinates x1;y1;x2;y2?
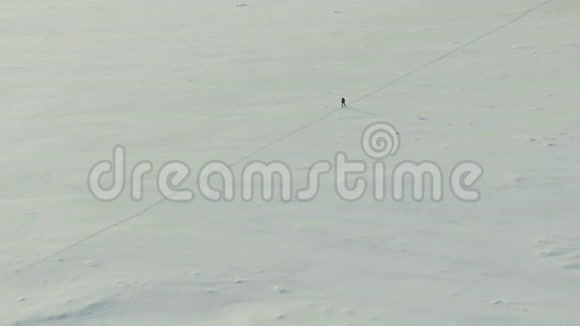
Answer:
1;0;579;325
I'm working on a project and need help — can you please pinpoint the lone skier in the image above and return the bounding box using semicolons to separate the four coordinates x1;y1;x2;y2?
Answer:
341;97;346;108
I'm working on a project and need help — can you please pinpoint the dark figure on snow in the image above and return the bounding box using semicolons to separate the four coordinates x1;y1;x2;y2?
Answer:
341;97;346;108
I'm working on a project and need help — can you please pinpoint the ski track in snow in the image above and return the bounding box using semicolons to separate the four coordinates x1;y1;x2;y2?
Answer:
2;0;580;325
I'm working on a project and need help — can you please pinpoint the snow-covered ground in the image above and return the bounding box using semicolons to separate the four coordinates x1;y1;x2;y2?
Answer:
1;0;579;324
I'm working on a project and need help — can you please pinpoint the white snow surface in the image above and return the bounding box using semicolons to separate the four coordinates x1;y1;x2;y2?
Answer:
1;0;580;325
